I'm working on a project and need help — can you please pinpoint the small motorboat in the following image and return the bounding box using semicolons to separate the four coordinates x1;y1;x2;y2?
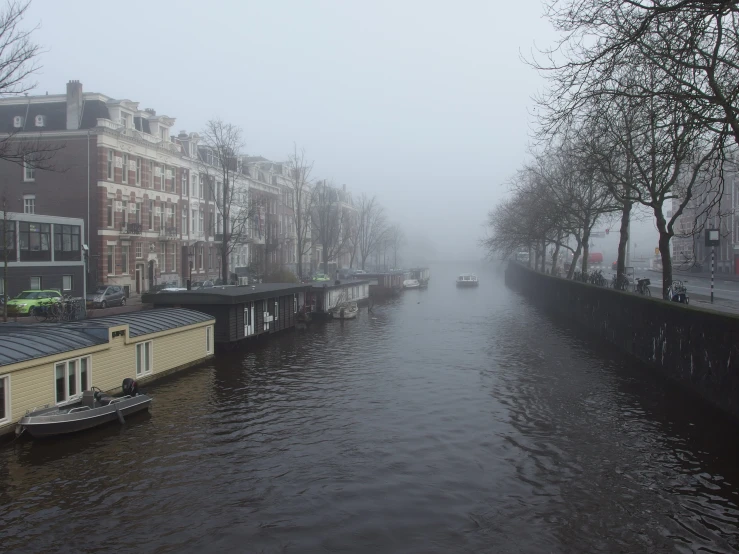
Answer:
331;301;359;320
403;279;420;289
16;378;152;439
456;273;479;287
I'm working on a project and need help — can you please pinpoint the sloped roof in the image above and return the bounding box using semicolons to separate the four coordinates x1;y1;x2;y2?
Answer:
77;308;213;337
0;99;110;132
0;308;214;367
0;326;108;367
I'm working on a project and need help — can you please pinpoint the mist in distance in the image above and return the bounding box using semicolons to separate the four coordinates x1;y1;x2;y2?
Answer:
23;0;575;264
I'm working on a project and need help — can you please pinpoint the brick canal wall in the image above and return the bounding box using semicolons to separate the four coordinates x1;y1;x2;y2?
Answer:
505;262;739;420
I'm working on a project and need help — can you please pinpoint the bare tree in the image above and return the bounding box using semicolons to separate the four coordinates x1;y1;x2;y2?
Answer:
198;119;257;284
530;0;739;147
385;224;405;269
285;144;315;279
311;180;349;276
356;194;387;270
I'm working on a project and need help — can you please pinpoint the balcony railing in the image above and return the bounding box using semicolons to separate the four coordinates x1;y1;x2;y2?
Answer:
120;222;143;235
159;226;179;240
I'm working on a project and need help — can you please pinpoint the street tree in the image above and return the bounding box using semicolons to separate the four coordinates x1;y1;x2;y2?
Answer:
311;180;349;276
285;144;315;279
198;119;258;284
356;194;387;270
385;224;405;269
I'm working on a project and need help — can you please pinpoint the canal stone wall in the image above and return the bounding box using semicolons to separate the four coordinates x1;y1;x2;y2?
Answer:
505;262;739;420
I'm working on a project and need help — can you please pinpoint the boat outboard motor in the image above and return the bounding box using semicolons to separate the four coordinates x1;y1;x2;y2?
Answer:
122;378;139;397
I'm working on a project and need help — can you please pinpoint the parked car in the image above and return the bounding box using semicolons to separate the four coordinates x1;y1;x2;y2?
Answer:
312;273;330;282
6;290;62;315
86;286;126;309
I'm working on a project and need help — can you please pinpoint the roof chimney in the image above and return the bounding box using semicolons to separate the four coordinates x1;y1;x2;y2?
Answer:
66;80;83;130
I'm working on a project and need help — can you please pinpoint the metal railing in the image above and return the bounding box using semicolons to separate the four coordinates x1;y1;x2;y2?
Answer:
120;222;143;235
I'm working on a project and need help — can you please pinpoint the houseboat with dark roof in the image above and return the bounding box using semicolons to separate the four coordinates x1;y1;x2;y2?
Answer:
361;271;407;298
307;279;370;318
409;267;430;287
142;283;309;344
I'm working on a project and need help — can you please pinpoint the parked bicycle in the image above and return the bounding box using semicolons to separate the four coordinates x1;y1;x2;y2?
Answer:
611;273;630;291
33;295;85;322
667;280;689;304
635;278;651;296
589;269;606;287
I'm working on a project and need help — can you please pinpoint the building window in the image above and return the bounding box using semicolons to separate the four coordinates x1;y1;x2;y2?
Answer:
29;276;41;289
182;172;188;196
136;158;141;185
160;242;166;272
148;200;154;230
191;209;197;234
149;160;154;188
54;224;81;261
107;198;114;227
23;195;34;214
13;115;23;128
55;356;90;404
19;222;50;261
198;245;203;270
136;202;142;224
122;154;128;183
199;176;204;199
0;374;8;424
62;275;73;291
208;247;212;270
199;208;204;235
107;150;114;180
206;326;212;354
135;341;152;376
107;245;114;275
121;245;129;274
172;244;176;273
23;155;35;182
162;165;167;191
294;294;297;313
34;115;45;127
191;173;197;197
135;242;142;259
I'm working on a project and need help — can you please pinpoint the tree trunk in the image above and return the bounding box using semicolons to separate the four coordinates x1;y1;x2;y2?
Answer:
540;239;547;272
551;238;561;276
580;228;591;274
616;201;631;281
655;213;673;299
568;236;582;279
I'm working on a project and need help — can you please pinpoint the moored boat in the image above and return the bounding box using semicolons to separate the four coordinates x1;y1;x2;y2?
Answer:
403;279;420;289
331;301;359;320
16;378;152;439
456;273;479;287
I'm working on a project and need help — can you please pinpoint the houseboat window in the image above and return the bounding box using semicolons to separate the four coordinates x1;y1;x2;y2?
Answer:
54;356;90;404
0;375;8;423
275;300;279;320
136;341;152;376
206;326;212;354
293;294;297;314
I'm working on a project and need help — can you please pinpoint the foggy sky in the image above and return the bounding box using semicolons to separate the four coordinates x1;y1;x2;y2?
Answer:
25;0;655;262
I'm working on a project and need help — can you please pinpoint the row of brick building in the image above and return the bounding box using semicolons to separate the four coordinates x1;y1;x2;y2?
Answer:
0;80;354;298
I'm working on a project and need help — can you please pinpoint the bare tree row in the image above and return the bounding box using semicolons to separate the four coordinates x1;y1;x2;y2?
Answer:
485;0;739;298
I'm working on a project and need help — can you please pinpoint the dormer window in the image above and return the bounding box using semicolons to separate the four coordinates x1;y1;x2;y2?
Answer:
160;127;168;142
34;115;45;127
13;116;24;128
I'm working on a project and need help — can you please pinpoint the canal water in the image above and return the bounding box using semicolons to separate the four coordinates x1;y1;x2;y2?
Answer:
1;262;738;553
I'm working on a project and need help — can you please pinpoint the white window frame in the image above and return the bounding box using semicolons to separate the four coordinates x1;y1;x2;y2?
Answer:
62;275;73;291
121;245;129;275
23;155;35;182
54;356;91;405
107;150;114;180
135;341;153;376
23;195;35;214
206;326;213;354
135;242;142;259
30;276;41;290
0;374;10;426
136;158;141;184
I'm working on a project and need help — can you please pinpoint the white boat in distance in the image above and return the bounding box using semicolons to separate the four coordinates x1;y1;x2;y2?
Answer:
403;279;420;289
456;274;479;287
